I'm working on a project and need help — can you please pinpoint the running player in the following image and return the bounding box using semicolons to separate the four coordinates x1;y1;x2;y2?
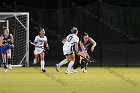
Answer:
0;35;5;70
33;27;49;72
73;32;96;72
1;27;14;72
56;27;79;74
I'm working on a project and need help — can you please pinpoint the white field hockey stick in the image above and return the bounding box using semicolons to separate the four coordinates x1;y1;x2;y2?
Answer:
29;40;43;47
29;40;48;51
29;40;36;46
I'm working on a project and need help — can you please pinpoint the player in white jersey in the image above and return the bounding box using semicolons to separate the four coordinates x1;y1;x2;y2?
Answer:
56;27;79;74
33;27;49;72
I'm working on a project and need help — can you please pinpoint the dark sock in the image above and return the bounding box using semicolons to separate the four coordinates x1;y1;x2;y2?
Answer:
73;62;81;69
81;59;85;69
84;60;88;70
3;63;7;69
8;59;11;65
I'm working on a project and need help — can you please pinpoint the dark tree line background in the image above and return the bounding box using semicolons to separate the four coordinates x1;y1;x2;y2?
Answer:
0;0;140;66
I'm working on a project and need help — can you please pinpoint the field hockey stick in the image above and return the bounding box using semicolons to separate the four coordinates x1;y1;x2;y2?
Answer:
76;54;87;70
77;54;88;60
29;40;36;46
77;54;94;63
29;40;43;47
77;54;94;70
29;40;49;52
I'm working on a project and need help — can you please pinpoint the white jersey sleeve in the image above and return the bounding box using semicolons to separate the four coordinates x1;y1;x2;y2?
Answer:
44;36;47;42
34;36;38;42
73;35;79;43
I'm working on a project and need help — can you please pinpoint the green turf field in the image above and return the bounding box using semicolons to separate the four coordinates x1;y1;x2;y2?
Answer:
0;67;140;93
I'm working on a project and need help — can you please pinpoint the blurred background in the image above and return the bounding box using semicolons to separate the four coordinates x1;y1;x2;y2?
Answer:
0;0;140;66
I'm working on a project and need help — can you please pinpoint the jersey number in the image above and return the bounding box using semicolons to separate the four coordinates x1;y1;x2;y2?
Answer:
67;36;73;42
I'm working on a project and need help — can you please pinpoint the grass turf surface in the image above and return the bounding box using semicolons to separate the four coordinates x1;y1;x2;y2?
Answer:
0;67;140;93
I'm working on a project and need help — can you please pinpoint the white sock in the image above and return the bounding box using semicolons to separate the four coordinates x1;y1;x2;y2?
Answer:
41;60;45;69
66;61;74;72
34;59;36;64
58;59;68;67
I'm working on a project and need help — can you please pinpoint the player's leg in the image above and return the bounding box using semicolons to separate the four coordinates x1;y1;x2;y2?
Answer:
2;53;7;72
81;52;90;73
72;56;82;72
80;58;87;73
65;55;73;74
72;51;85;72
34;48;39;65
34;54;38;65
40;51;46;72
0;46;4;67
34;55;40;66
56;44;69;72
7;49;12;69
0;48;2;67
56;59;68;72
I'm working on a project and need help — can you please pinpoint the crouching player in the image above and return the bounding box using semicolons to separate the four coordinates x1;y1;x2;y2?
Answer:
33;27;49;72
2;27;14;72
73;32;96;73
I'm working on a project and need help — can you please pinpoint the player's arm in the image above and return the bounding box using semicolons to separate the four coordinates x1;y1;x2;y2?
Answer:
74;36;79;54
75;42;79;54
10;34;14;48
0;36;3;46
62;38;66;44
33;36;38;46
44;36;49;50
45;41;49;50
79;41;86;52
88;37;96;52
1;35;4;46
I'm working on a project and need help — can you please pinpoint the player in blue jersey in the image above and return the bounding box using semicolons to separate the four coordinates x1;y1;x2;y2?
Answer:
0;36;4;55
0;32;6;71
1;27;14;72
72;32;96;73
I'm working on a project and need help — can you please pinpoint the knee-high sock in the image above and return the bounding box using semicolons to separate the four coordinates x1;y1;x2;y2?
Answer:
58;59;68;67
34;59;36;64
81;59;86;69
66;61;74;72
41;60;45;69
3;63;7;69
8;59;11;65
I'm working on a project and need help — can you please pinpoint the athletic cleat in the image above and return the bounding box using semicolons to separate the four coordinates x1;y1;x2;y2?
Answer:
33;63;36;67
71;68;78;73
4;69;8;72
83;70;87;73
9;65;12;70
65;70;73;74
42;69;46;72
55;64;59;72
9;66;12;70
81;68;86;73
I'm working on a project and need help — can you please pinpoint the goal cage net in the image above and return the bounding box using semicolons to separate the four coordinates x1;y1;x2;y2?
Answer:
0;12;29;67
